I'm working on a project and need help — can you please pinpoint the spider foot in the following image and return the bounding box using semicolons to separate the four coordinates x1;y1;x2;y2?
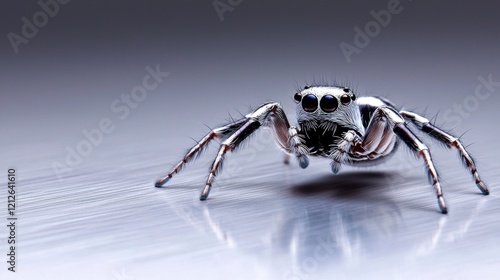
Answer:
476;181;490;195
155;176;171;188
438;196;448;214
330;161;341;174
200;184;211;201
298;156;309;169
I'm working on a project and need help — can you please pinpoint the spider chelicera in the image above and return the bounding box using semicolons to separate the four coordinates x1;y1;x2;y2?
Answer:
155;85;489;214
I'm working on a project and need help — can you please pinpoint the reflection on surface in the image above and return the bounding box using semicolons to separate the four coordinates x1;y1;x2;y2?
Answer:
414;198;486;258
163;163;497;279
10;142;499;279
169;171;403;278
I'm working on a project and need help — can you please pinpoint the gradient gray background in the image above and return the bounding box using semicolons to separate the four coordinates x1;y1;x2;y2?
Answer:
1;1;500;279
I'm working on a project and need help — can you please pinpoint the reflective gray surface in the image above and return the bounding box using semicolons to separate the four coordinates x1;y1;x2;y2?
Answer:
2;129;500;279
1;1;500;279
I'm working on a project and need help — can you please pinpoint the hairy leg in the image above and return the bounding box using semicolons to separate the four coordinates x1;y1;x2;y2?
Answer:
401;110;489;195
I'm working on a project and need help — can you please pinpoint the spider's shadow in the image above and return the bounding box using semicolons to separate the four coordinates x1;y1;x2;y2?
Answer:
291;171;396;199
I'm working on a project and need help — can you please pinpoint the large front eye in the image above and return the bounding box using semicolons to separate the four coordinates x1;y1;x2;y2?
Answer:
320;95;338;112
302;94;318;112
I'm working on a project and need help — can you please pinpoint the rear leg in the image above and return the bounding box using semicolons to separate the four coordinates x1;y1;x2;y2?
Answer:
401;110;489;195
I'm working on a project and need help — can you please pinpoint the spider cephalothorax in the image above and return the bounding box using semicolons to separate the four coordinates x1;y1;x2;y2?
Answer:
155;85;489;214
294;86;364;159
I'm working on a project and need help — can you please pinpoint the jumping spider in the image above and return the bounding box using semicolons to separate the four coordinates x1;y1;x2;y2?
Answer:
155;85;490;213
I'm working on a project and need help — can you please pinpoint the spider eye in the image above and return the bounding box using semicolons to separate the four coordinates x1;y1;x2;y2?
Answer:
343;87;350;93
302;94;318;112
294;92;302;103
320;95;338;112
351;94;356;101
340;94;351;105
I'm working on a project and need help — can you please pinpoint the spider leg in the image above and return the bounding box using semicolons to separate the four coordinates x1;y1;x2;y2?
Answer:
288;126;310;168
155;118;248;187
200;119;260;200
199;102;294;200
330;130;360;174
353;109;397;160
357;107;448;213
400;110;489;195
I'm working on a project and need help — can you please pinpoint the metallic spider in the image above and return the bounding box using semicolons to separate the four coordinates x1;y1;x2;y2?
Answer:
155;85;489;213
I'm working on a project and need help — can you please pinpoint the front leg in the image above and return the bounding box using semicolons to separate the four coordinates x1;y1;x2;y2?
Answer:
288;126;310;168
155;102;295;200
200;119;261;200
155;118;247;187
329;130;360;174
400;110;489;195
200;102;295;200
358;106;448;213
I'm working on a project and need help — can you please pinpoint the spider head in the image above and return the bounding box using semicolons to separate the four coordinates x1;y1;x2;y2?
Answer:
294;86;357;115
294;86;363;133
